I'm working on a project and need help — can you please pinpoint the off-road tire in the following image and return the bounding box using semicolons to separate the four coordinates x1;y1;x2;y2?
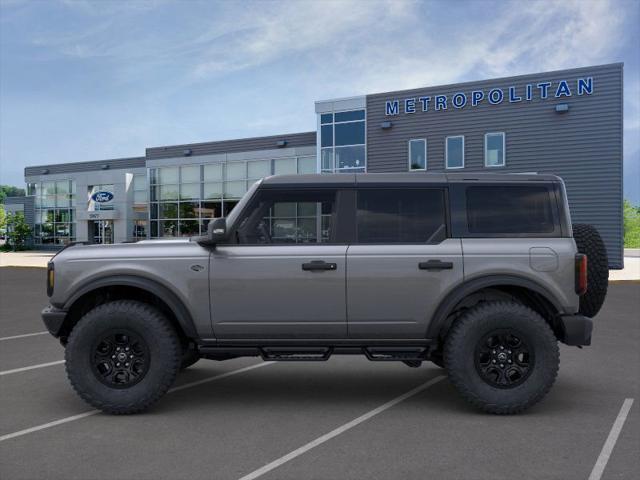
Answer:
65;300;181;414
444;301;559;414
180;348;200;370
572;223;609;317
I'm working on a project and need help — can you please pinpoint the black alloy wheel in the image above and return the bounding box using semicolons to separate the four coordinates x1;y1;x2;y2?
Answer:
91;330;150;388
474;330;533;388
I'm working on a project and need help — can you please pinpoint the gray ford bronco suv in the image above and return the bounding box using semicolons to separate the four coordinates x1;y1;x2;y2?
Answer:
42;173;609;415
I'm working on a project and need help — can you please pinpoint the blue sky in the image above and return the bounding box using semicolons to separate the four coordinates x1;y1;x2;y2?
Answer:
1;0;639;202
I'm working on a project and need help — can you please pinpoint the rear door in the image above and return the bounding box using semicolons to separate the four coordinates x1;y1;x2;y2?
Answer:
346;187;463;339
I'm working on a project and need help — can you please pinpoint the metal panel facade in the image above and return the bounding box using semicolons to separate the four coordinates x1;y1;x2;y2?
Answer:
366;63;623;268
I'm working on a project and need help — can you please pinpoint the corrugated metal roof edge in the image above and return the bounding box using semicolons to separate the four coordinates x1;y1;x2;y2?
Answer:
145;131;317;158
24;156;146;176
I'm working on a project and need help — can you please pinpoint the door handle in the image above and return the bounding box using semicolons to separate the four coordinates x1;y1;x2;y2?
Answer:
302;260;337;271
419;260;453;271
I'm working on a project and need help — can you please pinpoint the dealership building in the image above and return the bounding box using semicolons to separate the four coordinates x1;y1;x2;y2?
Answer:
13;63;623;267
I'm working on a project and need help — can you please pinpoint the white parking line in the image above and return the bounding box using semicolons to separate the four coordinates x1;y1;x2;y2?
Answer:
0;361;273;443
0;360;65;376
0;331;49;341
237;375;446;480
588;398;635;480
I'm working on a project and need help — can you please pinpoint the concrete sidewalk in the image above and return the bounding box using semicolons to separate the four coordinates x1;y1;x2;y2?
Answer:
0;251;54;268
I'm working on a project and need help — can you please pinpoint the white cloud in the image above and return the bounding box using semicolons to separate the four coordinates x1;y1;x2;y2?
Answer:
191;0;415;79
2;0;637;188
23;0;629;93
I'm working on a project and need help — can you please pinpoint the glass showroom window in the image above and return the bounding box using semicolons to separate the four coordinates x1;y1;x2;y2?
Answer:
149;157;315;238
132;174;147;204
131;174;148;239
33;179;76;246
409;139;427;171
320;110;366;173
150;165;197;238
446;136;464;169
131;220;147;239
485;132;505;167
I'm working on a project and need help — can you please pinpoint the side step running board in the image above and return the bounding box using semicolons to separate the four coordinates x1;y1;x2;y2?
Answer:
260;347;333;361
363;347;428;362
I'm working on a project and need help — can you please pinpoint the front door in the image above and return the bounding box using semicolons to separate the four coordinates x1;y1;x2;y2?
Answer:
346;187;464;338
210;188;348;339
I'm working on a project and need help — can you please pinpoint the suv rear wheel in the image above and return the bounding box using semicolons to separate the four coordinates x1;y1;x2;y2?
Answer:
65;300;181;414
444;301;559;414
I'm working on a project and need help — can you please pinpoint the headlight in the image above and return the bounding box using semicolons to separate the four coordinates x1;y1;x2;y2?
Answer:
47;262;54;297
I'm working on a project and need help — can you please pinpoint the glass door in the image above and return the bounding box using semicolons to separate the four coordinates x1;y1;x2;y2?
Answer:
92;220;114;244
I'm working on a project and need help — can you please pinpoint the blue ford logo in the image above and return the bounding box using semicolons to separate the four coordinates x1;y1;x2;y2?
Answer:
91;191;113;203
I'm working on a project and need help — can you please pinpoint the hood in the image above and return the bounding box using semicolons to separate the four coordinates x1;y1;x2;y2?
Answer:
53;238;207;263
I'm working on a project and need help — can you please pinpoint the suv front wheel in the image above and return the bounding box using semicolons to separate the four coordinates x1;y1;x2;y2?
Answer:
444;301;559;414
65;300;182;414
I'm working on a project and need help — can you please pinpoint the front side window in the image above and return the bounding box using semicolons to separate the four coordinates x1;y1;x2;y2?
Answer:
356;189;447;244
485;132;505;167
409;139;427;171
446;136;464;169
235;189;336;245
320;109;366;173
466;186;555;234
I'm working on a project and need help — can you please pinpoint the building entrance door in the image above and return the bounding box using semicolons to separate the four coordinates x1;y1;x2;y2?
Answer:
90;220;114;244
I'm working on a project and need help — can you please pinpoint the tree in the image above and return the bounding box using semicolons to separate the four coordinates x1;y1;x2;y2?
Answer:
0;185;26;204
623;199;640;248
0;205;6;231
6;211;32;250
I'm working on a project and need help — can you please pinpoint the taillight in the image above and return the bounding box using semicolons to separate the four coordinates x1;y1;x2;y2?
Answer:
575;254;587;295
47;262;54;297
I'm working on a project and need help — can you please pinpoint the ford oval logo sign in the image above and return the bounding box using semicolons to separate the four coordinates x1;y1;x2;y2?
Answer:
91;191;114;203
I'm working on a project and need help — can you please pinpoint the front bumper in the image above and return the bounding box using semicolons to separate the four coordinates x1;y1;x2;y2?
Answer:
559;314;593;346
41;305;68;337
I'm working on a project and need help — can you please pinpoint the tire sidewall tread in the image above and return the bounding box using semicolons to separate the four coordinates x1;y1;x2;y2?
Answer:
444;301;559;415
572;223;609;318
65;300;181;414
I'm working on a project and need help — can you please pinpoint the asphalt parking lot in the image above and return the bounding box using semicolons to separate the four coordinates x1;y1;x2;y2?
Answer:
0;267;638;480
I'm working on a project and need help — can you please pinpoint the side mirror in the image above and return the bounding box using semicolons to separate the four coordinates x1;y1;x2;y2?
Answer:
208;217;228;244
195;217;227;247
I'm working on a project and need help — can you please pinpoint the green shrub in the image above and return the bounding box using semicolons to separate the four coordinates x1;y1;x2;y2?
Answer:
5;211;32;251
623;199;640;248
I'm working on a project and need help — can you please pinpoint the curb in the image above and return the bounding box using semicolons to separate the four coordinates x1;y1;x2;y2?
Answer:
0;265;48;269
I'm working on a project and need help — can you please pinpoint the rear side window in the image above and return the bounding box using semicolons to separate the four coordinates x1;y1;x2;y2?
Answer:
356;189;447;243
466;186;555;234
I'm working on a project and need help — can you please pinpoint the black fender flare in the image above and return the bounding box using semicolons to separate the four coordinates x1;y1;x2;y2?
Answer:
63;274;198;338
426;274;565;340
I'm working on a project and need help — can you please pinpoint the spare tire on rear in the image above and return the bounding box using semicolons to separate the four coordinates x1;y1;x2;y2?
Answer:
572;223;609;317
